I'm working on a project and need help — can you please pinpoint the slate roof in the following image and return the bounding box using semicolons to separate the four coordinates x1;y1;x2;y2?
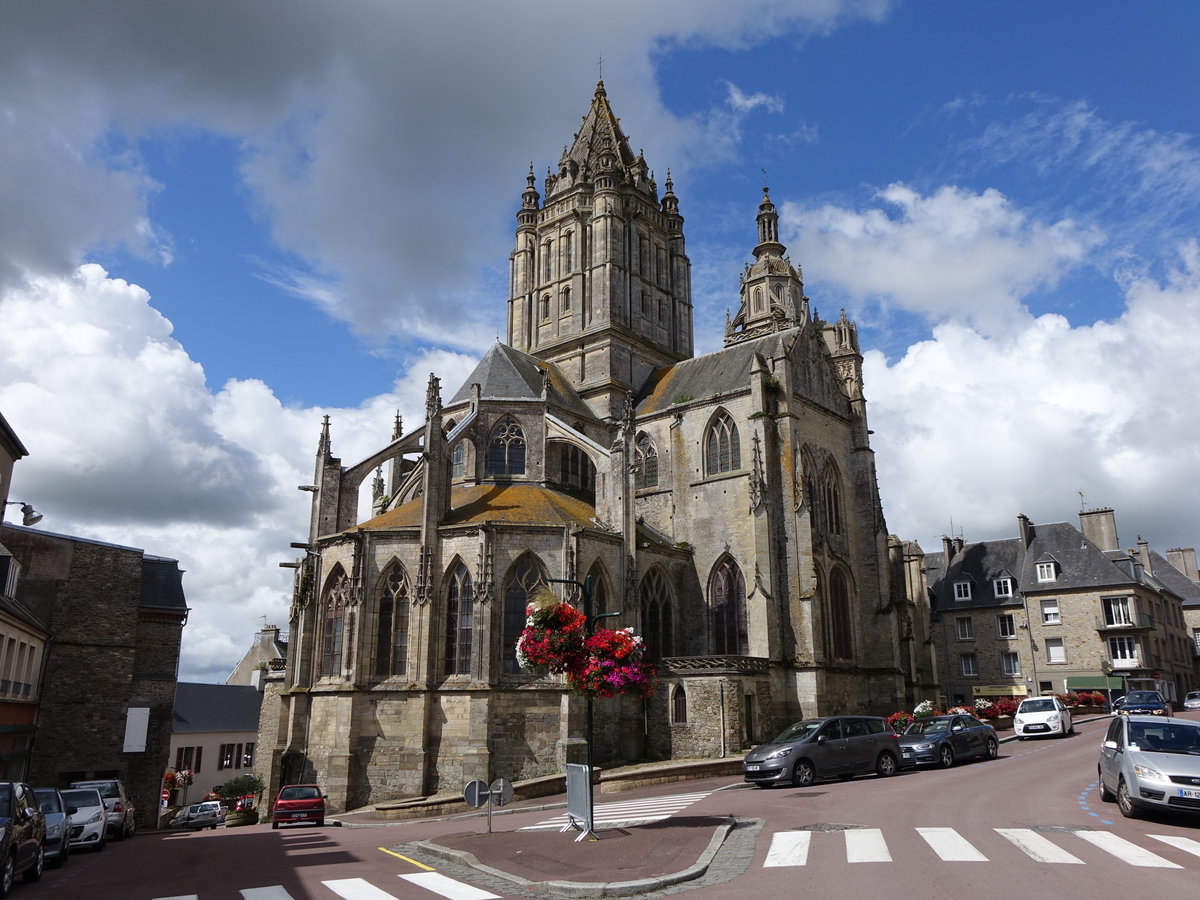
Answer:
1145;550;1200;608
140;556;189;612
173;683;262;734
355;483;598;532
446;343;597;423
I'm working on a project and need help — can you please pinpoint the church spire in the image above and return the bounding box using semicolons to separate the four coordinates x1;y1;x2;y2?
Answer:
725;186;807;346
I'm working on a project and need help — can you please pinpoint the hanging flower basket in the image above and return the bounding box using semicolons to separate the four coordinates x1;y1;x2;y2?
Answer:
516;591;587;672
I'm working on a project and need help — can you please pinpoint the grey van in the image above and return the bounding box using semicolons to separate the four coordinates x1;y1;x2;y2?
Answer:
743;716;900;787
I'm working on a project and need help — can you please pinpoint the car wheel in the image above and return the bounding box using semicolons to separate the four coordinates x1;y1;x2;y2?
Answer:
937;744;955;768
23;844;43;883
984;737;998;760
1116;778;1141;819
111;822;124;842
1099;771;1115;803
271;821;279;830
316;819;324;827
791;760;816;787
876;752;898;777
96;832;107;852
126;815;137;838
51;839;68;869
0;852;14;898
1068;721;1075;735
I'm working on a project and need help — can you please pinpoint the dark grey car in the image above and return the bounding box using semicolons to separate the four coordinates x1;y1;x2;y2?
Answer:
33;789;70;869
743;716;900;787
898;714;999;768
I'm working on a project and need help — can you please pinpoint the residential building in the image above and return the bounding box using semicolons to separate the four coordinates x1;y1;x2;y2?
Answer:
169;682;262;805
227;624;288;688
258;81;937;812
925;508;1196;706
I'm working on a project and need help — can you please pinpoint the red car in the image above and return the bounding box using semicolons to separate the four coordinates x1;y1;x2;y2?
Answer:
271;785;325;829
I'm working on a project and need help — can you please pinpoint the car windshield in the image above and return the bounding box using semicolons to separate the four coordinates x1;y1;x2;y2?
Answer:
35;790;62;814
279;786;321;801
1019;699;1055;713
74;782;119;799
61;790;99;809
1125;692;1162;703
904;719;950;735
1129;722;1200;754
770;720;823;744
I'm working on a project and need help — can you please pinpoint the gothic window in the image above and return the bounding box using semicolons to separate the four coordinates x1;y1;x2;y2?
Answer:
450;441;465;480
585;562;611;615
320;567;350;677
486;417;526;477
640;568;674;661
830;568;853;660
822;467;843;534
564;232;573;272
561;286;571;313
704;410;740;476
634;433;658;489
374;562;410;678
541;294;551;320
502;554;548;674
543;240;553;281
444;561;474;676
558;443;595;495
710;557;748;655
754;287;763;312
671;685;688;724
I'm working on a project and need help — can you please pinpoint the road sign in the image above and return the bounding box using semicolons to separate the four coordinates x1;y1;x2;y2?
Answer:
463;779;489;809
490;778;513;807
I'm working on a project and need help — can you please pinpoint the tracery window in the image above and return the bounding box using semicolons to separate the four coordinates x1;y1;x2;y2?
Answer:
704;410;740;475
640;568;674;661
585;562;610;616
486;417;526;477
710;557;748;655
634;433;658;489
823;469;843;534
502;554;548;674
375;563;410;678
558;443;595;494
830;568;853;660
450;441;465;480
320;568;350;677
444;562;474;676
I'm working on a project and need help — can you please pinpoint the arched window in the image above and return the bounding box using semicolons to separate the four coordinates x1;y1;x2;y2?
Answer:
585;562;611;616
375;562;410;678
543;240;553;281
754;287;763;312
558;443;595;494
704;411;740;475
561;286;571;313
634;433;658;489
486;417;526;477
502;554;548;674
320;567;350;678
444;561;474;676
541;294;551;320
823;466;843;534
671;685;688;724
710;557;748;655
640;568;674;661
830;568;853;660
450;441;465;480
564;232;573;272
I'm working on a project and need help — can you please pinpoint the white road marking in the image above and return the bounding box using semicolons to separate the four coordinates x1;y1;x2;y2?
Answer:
764;830;811;867
324;878;401;899
241;889;296;900
916;827;988;861
1147;834;1200;858
995;828;1084;863
399;872;501;899
521;791;711;830
845;828;891;863
1075;831;1182;868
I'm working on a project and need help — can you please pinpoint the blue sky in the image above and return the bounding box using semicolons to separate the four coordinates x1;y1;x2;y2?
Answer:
2;1;1198;681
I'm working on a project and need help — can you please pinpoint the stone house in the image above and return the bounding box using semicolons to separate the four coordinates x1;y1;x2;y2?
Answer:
227;624;288;688
925;508;1198;706
169;682;262;806
259;81;938;813
2;523;188;829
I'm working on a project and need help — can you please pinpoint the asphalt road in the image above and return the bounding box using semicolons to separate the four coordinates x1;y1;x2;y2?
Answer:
25;711;1200;900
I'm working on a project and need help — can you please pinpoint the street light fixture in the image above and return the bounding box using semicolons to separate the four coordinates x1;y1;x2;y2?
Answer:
2;501;43;526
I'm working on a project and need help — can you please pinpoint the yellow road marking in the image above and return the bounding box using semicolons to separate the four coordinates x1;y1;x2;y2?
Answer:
378;847;435;871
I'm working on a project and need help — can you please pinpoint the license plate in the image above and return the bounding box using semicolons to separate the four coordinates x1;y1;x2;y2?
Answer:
1179;788;1200;800
292;813;307;818
1028;724;1048;731
746;765;761;771
902;752;913;758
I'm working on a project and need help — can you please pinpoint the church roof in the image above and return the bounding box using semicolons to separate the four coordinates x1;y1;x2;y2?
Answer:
549;80;641;200
446;343;596;422
636;330;797;415
356;483;598;531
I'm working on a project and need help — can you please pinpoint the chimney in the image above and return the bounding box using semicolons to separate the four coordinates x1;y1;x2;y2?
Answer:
1137;538;1152;576
953;536;964;554
1166;548;1199;580
1017;514;1033;547
943;536;955;567
1079;507;1119;552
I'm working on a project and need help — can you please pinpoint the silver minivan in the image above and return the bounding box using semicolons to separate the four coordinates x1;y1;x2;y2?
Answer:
743;716;900;787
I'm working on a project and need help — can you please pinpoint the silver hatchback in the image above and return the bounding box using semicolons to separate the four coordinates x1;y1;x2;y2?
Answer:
743;715;900;787
1098;714;1200;818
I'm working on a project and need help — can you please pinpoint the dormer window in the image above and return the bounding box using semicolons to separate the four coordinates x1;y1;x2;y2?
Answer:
954;581;972;601
993;577;1013;598
1036;562;1057;583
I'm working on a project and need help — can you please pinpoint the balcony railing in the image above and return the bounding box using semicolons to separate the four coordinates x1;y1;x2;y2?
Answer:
1095;613;1155;631
1109;657;1141;670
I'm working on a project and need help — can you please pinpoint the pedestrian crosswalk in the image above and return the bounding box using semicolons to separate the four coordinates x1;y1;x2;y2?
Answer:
763;826;1200;869
518;789;712;831
155;874;501;900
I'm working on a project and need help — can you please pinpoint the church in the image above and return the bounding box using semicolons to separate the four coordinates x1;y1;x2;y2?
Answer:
259;82;938;811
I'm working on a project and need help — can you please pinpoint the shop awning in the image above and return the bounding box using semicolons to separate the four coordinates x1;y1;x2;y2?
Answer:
1066;677;1124;690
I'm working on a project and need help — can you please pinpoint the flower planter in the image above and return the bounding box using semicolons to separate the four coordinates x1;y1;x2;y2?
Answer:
223;811;258;828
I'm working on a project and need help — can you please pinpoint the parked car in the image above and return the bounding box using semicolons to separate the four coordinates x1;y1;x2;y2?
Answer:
1119;690;1171;716
67;780;134;840
1098;714;1200;818
169;801;226;831
59;789;105;853
1183;691;1200;711
0;782;46;897
742;716;900;787
897;714;999;768
271;784;326;829
1013;696;1074;738
32;789;70;869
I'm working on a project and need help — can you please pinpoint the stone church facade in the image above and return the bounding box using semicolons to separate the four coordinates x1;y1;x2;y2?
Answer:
260;82;938;811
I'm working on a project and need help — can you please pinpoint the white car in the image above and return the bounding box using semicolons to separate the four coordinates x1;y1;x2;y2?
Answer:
60;788;106;852
1014;696;1074;739
1183;691;1200;711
